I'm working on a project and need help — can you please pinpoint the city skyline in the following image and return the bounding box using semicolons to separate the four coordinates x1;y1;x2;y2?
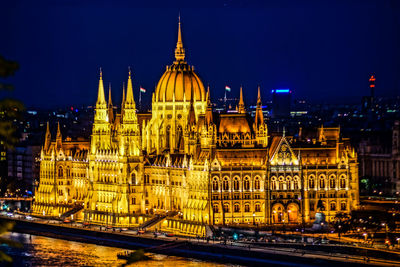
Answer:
1;1;399;108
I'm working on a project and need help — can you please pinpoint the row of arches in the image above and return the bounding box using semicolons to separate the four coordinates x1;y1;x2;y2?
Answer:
212;176;261;191
271;203;300;223
308;174;347;190
312;200;347;212
271;176;300;190
213;202;262;213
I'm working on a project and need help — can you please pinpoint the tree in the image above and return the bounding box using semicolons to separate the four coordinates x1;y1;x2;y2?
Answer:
0;55;24;149
0;55;24;262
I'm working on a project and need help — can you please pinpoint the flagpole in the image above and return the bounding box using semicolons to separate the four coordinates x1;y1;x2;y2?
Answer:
139;86;142;111
224;86;227;111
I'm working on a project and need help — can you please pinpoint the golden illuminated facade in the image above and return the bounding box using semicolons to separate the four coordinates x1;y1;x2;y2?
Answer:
33;21;359;236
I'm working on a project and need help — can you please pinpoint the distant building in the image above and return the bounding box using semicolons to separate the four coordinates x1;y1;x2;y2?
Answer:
358;120;400;195
0;141;7;195
361;75;375;113
271;89;292;118
7;145;41;195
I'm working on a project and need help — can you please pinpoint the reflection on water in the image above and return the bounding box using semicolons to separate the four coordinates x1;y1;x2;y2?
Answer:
0;232;229;266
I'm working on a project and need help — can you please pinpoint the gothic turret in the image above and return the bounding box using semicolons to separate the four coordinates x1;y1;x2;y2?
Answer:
119;68;140;157
91;69;111;153
94;69;108;122
253;86;268;147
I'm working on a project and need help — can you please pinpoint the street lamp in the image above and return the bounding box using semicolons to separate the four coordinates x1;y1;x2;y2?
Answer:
363;232;367;242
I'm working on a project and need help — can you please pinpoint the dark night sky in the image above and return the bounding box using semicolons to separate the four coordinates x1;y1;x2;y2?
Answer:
1;0;400;108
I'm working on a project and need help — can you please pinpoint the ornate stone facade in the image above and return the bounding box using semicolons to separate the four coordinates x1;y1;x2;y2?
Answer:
33;21;359;236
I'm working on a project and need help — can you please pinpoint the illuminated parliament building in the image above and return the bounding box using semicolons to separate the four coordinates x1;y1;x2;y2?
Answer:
33;21;359;236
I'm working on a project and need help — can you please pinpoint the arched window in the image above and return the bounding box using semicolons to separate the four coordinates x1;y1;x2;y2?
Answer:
340;176;346;189
66;167;70;178
271;177;277;190
212;178;219;191
223;178;229;191
223;203;229;213
319;177;325;188
234;203;240;213
213;204;219;213
254;178;260;190
293;176;299;190
58;167;63;178
340;202;347;211
278;176;285;190
287;177;292;190
255;203;261;212
244;177;250;191
330;202;336;211
330;178;336;189
233;177;239;191
309;177;315;189
244;203;250;212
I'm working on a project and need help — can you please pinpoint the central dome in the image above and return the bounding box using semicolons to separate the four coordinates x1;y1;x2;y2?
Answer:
155;19;205;103
155;62;205;102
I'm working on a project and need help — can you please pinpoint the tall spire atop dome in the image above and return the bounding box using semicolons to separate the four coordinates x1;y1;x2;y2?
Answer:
175;15;185;62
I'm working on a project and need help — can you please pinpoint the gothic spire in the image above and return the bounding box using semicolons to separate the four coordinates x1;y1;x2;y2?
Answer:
255;85;264;127
205;85;213;126
56;121;62;148
108;83;113;106
175;15;185;62
96;68;106;106
238;86;246;113
257;85;262;106
108;83;114;123
44;121;51;151
125;67;136;107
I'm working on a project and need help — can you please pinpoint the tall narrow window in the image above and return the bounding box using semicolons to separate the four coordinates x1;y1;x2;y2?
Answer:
223;178;229;191
309;178;315;189
213;179;219;191
244;178;250;191
233;178;239;191
254;178;260;190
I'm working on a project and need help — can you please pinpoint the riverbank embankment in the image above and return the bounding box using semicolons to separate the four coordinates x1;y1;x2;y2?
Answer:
3;217;397;266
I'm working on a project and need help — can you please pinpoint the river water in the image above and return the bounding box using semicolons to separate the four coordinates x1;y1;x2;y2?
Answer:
0;232;229;266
